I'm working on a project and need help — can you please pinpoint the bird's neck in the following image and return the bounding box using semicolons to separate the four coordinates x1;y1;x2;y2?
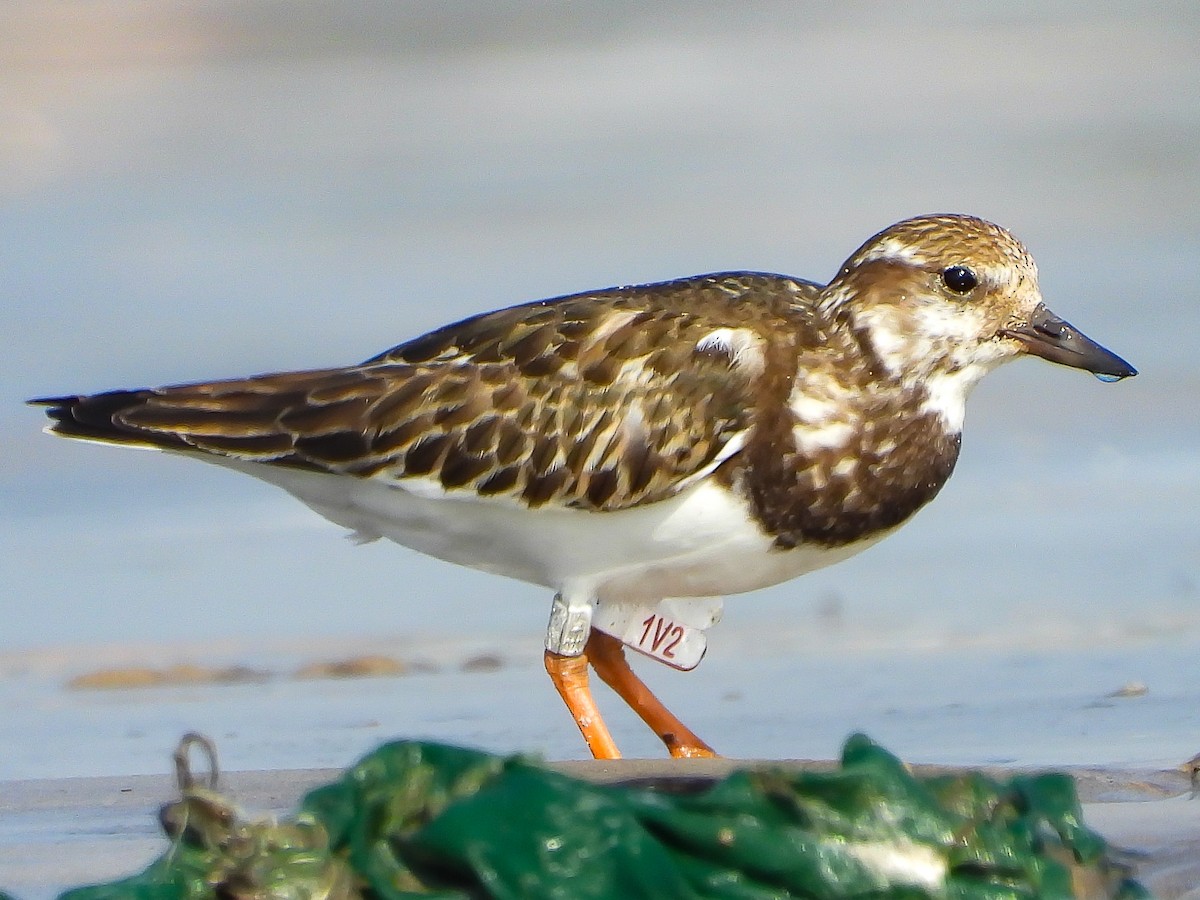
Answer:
838;301;1002;433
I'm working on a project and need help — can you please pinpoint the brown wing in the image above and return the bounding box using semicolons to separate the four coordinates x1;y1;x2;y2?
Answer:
34;273;819;511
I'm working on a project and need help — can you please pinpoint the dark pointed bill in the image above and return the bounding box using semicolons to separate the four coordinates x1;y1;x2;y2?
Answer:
1002;304;1137;381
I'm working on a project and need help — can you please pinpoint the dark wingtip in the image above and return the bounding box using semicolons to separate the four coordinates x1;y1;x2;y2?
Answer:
29;389;156;442
28;395;81;415
28;394;83;432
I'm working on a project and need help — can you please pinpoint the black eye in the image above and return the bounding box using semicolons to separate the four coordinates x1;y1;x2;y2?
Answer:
942;265;978;294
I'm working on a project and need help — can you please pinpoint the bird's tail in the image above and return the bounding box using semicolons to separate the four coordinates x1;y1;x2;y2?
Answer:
29;390;183;450
29;367;405;468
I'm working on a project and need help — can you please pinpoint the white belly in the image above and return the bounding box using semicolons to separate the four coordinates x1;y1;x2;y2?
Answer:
218;460;889;604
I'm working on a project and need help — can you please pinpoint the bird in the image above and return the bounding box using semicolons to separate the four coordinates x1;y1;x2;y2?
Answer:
32;214;1136;760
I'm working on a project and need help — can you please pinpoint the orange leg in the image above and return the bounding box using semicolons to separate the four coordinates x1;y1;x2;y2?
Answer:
585;630;718;758
544;649;622;759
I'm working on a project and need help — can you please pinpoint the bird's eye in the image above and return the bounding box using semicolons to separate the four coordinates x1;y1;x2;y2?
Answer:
941;265;978;294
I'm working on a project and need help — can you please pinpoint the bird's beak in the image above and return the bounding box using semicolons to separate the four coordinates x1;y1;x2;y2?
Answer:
1001;304;1137;381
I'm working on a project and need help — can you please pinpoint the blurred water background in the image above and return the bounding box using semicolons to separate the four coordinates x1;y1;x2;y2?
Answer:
1;2;1197;778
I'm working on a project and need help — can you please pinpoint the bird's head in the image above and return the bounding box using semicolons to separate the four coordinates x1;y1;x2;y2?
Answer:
822;214;1136;427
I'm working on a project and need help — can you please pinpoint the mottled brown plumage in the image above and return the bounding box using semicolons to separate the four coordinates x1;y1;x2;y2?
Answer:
33;271;963;546
32;214;1137;760
35;278;775;509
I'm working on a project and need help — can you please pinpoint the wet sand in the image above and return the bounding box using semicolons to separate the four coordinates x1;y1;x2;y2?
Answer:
3;629;1199;895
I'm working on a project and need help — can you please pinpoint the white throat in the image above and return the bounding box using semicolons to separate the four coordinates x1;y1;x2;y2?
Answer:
852;303;1010;433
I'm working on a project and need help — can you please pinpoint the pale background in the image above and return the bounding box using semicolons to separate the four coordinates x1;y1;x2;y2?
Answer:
1;2;1197;779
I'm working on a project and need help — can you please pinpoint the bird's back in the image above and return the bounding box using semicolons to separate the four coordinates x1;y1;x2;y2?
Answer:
33;272;829;514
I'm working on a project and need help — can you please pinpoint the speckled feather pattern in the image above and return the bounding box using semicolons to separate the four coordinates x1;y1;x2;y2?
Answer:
31;213;1140;760
35;215;1069;550
42;276;800;510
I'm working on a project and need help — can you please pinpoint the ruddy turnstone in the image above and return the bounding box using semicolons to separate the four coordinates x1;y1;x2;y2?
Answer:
32;214;1136;759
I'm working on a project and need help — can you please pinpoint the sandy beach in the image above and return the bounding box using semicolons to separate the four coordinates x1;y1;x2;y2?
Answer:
3;626;1200;896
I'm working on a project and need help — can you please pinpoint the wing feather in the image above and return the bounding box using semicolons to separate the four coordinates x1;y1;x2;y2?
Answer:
33;273;822;510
